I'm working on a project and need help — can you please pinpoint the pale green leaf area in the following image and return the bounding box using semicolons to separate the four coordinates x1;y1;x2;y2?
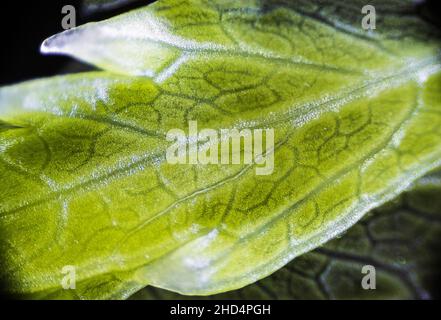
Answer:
0;0;440;299
132;170;441;299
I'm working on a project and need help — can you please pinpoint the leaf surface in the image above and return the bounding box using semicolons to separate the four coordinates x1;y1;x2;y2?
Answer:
1;0;441;299
132;170;441;299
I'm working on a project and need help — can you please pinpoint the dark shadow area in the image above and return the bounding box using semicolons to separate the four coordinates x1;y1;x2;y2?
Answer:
426;240;441;300
417;0;441;28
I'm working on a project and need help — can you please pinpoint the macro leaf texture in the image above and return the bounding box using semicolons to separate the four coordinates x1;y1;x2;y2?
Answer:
132;170;441;299
0;0;441;299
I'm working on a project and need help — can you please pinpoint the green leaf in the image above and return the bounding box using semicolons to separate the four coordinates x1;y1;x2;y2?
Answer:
1;0;441;299
43;0;441;77
131;170;441;299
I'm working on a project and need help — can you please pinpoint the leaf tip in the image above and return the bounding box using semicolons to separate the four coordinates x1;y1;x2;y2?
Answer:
40;33;62;55
40;28;80;56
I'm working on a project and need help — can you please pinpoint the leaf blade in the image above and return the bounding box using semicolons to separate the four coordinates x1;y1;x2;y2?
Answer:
1;0;441;299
